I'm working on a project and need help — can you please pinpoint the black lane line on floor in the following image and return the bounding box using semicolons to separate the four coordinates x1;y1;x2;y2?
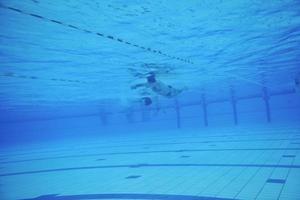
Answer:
1;72;86;84
1;131;298;158
180;155;191;158
1;137;298;159
1;147;300;164
20;193;237;200
90;138;300;149
2;163;300;177
0;4;193;64
277;157;296;199
282;155;296;158
125;175;141;179
266;178;286;184
290;142;300;144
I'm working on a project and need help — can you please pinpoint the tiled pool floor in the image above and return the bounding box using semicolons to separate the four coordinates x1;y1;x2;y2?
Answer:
1;126;300;200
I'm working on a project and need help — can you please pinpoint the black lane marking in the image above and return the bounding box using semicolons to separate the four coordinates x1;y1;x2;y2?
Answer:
180;155;191;158
29;13;44;19
107;35;114;40
282;155;296;158
20;193;237;200
1;133;298;158
1;163;300;177
2;148;300;164
83;29;92;33
7;6;23;13
266;178;286;184
290;142;300;144
50;19;63;24
16;137;292;151
0;4;193;64
125;175;141;179
67;24;79;29
1;72;84;84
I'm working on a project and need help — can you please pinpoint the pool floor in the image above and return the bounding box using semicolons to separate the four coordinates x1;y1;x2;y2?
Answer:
1;126;300;200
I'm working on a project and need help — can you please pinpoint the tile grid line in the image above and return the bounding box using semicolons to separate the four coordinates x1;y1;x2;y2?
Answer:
277;157;296;200
253;140;288;199
277;135;299;199
214;150;257;198
233;149;276;199
196;150;242;196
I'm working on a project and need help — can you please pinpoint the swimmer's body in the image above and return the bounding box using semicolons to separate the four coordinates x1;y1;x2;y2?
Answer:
131;73;185;105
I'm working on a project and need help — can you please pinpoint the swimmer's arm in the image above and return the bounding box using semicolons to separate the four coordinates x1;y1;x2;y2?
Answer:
131;83;148;89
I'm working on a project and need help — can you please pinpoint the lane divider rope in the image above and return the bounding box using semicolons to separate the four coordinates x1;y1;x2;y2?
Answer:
1;71;87;84
0;4;194;64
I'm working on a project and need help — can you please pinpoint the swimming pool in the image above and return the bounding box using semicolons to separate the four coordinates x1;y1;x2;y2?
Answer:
0;0;300;199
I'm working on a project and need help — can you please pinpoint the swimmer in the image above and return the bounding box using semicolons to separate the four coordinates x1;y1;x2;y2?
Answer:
132;73;186;105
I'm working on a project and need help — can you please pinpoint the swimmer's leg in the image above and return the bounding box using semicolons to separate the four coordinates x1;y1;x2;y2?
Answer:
131;83;147;89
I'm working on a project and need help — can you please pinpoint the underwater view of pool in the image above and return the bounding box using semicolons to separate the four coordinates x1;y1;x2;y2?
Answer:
0;0;300;199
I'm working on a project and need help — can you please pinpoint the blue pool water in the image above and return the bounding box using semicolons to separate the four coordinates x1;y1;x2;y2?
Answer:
0;0;300;199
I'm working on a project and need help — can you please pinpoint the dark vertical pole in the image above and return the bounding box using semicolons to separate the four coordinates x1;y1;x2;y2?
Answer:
230;88;238;125
262;87;271;123
141;107;147;122
175;99;181;129
100;112;107;126
126;108;134;123
141;105;150;122
202;93;208;127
